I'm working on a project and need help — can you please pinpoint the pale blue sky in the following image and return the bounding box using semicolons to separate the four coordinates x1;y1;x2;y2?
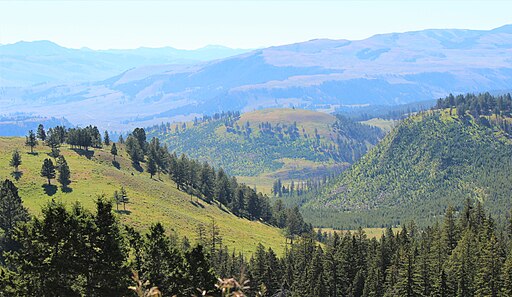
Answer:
1;0;511;50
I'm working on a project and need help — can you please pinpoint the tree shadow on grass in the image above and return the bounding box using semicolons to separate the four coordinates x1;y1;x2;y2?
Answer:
61;186;73;193
218;204;230;214
26;152;38;156
71;148;94;160
10;171;23;181
189;200;205;209
115;210;132;215
132;162;143;173
112;160;120;169
42;184;57;196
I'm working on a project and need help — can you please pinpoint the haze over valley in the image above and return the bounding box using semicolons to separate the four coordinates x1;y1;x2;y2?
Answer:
2;1;512;296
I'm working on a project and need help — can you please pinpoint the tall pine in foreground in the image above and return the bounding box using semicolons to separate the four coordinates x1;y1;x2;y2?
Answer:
0;179;29;253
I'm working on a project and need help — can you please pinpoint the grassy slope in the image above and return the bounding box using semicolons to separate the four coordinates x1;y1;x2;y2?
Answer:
303;109;512;228
237;108;337;137
0;137;286;255
360;118;398;133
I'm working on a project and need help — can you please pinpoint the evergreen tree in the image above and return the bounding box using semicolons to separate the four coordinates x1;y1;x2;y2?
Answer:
111;142;118;161
200;162;216;202
56;155;71;188
132;128;147;154
25;130;38;153
502;249;512;296
40;158;56;185
395;246;422;297
89;198;130;295
184;245;216;294
141;223;186;295
446;229;478;297
113;190;121;211
443;206;458;255
118;135;125;144
475;234;502;297
146;155;157;178
0;179;29;251
125;135;144;164
37;124;46;141
120;186;129;211
104;131;110;146
9;150;22;173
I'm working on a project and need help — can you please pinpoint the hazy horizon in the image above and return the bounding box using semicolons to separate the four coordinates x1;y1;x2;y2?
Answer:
1;0;512;50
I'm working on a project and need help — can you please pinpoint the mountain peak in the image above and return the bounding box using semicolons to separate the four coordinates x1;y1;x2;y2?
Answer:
0;40;68;56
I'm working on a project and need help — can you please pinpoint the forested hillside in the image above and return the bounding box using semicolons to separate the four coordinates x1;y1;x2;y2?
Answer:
0;133;300;255
4;183;512;296
148;108;383;191
303;93;512;229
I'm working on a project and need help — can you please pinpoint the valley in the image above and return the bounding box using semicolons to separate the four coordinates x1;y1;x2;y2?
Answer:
2;4;512;294
147;108;383;194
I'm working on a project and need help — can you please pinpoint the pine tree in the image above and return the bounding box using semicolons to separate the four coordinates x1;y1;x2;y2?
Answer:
443;206;458;255
146;155;157;178
111;142;118;161
0;179;29;250
120;186;129;211
141;223;186;295
475;234;502;297
9;150;22;173
307;246;327;296
395;245;422;297
113;190;121;211
89;198;130;295
445;229;478;296
200;162;215;202
502;249;512;296
56;155;71;188
25;130;38;153
125;135;144;164
184;245;216;294
104;131;110;146
40;158;56;185
118;135;125;144
37;124;46;141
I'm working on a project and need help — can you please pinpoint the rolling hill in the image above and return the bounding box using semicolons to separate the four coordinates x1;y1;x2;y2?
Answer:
0;137;287;254
2;25;512;130
302;93;512;229
147;108;383;193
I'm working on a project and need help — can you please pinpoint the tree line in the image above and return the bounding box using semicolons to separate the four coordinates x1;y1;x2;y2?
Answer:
4;178;512;296
122;127;312;237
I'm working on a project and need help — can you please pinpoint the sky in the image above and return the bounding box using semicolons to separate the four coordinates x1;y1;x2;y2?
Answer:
1;0;512;50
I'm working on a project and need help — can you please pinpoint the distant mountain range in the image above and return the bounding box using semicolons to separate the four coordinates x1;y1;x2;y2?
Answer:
0;40;251;87
2;25;512;131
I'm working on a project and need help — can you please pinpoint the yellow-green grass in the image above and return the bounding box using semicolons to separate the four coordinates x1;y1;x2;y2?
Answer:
0;137;287;255
360;118;398;133
238;108;336;137
315;227;401;239
236;158;347;196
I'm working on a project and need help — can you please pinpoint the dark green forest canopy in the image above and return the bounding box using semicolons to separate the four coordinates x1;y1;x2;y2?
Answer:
301;93;512;229
4;181;512;297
